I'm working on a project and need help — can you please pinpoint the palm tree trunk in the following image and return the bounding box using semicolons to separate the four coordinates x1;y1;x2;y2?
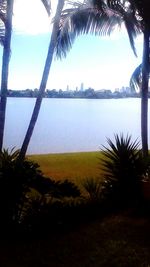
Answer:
0;0;14;151
19;0;64;160
141;27;149;157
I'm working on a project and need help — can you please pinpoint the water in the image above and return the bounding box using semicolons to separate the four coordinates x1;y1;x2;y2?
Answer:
3;97;145;154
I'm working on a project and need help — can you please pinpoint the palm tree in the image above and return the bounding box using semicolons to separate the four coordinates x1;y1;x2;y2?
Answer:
0;0;14;151
130;61;149;158
55;0;150;156
0;0;51;152
126;0;150;157
130;1;150;157
19;0;65;160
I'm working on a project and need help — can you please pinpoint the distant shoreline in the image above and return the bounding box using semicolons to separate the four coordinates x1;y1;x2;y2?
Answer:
6;94;141;100
6;88;142;99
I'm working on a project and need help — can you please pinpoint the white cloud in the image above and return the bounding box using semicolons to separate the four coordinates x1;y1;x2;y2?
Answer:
12;0;89;35
13;0;55;34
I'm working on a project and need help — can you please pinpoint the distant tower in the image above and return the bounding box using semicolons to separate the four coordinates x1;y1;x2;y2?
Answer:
80;82;84;91
66;85;69;91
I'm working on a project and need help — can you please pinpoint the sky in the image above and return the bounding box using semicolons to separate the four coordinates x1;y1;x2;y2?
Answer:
0;0;143;91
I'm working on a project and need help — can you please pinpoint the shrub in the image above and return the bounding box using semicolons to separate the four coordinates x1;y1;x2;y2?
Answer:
82;177;102;203
0;148;81;233
101;134;147;205
0;148;43;227
30;175;81;201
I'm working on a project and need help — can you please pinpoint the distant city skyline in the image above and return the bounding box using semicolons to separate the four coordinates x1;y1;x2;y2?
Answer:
7;84;133;94
0;0;143;91
8;83;132;92
7;84;138;99
46;84;131;92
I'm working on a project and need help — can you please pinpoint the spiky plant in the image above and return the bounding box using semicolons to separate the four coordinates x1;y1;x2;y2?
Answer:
82;177;102;202
101;134;146;204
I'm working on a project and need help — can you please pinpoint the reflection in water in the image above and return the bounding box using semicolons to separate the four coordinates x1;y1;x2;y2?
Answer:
4;97;143;154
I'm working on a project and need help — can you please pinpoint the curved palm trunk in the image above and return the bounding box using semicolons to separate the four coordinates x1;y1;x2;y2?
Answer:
19;0;64;160
141;27;149;157
0;0;14;150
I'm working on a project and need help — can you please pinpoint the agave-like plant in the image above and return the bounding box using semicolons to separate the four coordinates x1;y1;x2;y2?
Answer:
0;147;20;163
82;177;102;202
102;134;141;179
101;134;147;203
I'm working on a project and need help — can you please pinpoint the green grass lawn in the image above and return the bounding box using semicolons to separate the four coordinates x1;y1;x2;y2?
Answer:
28;151;104;182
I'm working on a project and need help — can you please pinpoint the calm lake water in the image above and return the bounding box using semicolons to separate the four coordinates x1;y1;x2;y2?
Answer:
3;97;147;155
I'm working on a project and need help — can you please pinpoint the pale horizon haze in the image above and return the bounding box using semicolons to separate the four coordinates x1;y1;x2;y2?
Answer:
0;0;143;91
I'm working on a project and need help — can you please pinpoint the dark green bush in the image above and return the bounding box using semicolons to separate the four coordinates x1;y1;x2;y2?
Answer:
82;177;103;203
101;134;148;205
0;148;81;233
30;175;80;198
0;148;43;227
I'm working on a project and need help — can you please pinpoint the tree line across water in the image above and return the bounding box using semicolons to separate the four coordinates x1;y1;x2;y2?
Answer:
6;88;145;99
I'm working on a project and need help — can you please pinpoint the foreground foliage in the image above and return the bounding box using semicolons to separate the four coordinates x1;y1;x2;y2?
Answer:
1;214;150;267
101;134;149;205
1;138;150;237
0;148;81;233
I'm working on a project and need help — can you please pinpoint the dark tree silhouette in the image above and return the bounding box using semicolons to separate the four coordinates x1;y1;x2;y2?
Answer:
19;0;65;159
129;0;150;156
0;0;51;151
0;0;14;151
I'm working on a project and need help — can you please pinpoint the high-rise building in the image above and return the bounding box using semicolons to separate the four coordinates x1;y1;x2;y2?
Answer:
80;82;84;91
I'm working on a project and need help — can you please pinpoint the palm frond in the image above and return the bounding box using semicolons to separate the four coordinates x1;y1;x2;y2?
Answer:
55;1;123;58
0;0;6;46
55;0;141;59
0;21;5;45
130;64;142;92
107;0;141;56
123;12;141;56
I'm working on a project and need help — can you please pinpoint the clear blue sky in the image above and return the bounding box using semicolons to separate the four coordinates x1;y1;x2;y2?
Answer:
0;0;143;91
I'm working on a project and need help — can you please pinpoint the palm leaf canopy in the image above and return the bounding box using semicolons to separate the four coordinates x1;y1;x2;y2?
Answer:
130;63;142;92
128;0;150;93
0;0;6;45
55;0;141;58
129;0;150;28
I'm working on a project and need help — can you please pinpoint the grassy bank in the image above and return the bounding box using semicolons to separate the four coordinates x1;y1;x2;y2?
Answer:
28;151;103;181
